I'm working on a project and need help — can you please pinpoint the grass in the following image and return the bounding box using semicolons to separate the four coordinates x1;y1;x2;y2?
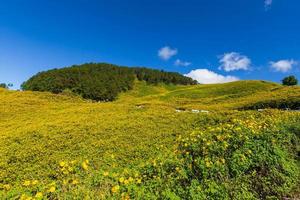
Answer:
0;80;299;199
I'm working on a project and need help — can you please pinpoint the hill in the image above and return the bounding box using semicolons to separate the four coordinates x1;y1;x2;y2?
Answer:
119;80;300;110
0;81;300;199
21;63;197;101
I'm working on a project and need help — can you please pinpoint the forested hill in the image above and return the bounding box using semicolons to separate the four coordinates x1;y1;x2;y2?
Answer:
21;63;197;101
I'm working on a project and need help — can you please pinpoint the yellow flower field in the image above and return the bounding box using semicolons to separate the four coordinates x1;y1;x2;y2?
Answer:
0;80;299;199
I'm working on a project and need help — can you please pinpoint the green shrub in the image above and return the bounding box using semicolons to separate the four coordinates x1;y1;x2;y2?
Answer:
282;75;298;86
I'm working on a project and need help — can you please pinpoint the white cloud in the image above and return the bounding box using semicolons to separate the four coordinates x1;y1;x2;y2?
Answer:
174;59;191;67
158;46;178;60
264;0;273;9
184;69;239;84
270;59;296;72
219;52;251;72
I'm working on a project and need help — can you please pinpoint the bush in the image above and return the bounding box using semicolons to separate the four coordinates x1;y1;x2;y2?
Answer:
0;83;13;89
282;75;298;86
242;98;300;110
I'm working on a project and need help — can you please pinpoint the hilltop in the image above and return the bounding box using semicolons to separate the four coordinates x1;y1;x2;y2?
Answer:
21;63;197;101
0;80;300;199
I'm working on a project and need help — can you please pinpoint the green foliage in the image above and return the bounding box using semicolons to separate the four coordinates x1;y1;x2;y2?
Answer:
0;83;7;88
0;83;13;89
21;63;135;101
282;75;298;86
21;63;196;101
133;67;197;85
242;97;300;110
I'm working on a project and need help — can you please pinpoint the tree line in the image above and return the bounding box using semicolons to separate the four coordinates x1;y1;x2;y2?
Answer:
133;67;197;85
21;63;197;101
0;83;13;89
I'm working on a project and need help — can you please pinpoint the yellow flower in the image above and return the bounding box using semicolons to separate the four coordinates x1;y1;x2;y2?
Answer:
35;192;43;198
216;135;222;141
128;177;134;182
122;194;130;200
221;158;226;164
23;180;31;186
59;161;66;167
20;194;31;200
153;161;157;167
48;186;56;193
119;177;125;183
49;181;56;186
205;161;211;167
72;179;79;185
103;171;109;176
82;162;88;170
68;166;73;172
136;178;142;184
71;160;77;165
111;185;120;193
3;184;10;190
223;142;229;148
124;179;129;185
31;180;38;185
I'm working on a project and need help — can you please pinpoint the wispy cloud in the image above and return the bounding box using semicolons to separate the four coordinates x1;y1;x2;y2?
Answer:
158;46;178;60
270;59;297;72
218;52;251;72
184;69;239;84
174;59;191;67
264;0;273;10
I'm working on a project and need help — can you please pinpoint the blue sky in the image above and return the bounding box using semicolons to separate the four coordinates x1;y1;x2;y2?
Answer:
1;0;300;88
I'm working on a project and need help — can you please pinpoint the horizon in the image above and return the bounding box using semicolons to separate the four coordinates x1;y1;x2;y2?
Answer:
1;0;300;89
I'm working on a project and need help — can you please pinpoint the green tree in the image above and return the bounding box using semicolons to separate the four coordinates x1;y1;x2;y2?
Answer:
282;75;298;86
0;83;7;88
0;83;13;89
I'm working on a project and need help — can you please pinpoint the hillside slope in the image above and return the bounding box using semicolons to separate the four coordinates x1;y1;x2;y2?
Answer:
0;81;300;199
119;80;300;110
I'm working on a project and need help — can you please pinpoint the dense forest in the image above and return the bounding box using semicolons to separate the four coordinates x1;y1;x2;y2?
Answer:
21;63;197;101
132;67;197;85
